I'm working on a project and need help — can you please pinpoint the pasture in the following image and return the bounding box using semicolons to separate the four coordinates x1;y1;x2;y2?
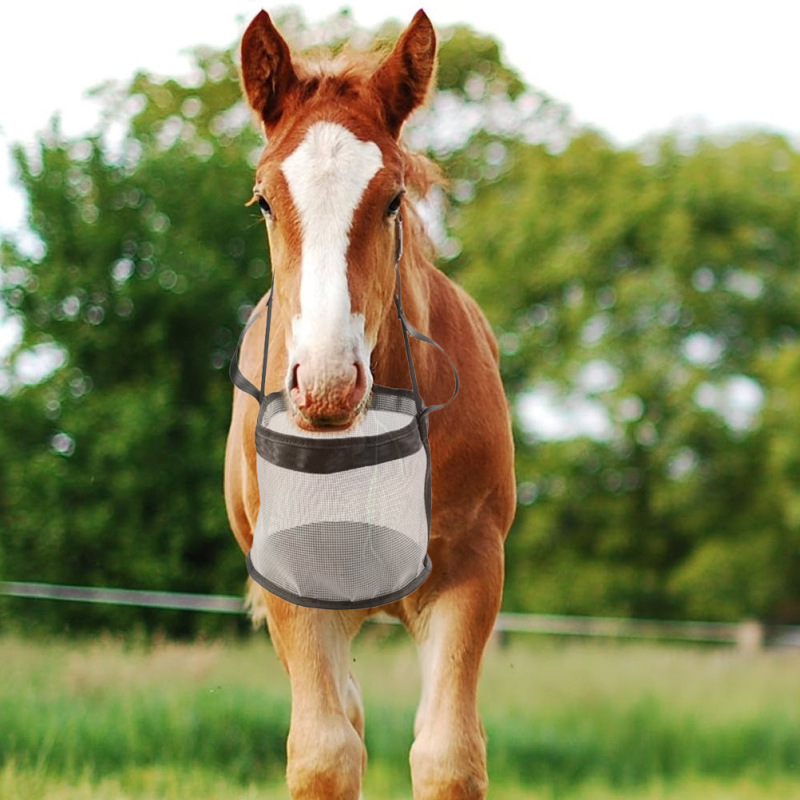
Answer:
1;631;798;799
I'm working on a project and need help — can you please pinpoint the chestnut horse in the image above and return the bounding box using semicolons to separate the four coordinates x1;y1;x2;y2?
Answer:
224;9;515;799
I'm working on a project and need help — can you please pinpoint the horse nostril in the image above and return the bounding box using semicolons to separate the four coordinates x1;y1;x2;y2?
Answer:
350;362;368;406
290;363;301;392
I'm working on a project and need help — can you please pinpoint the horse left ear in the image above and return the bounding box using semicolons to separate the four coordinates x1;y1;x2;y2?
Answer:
371;10;437;138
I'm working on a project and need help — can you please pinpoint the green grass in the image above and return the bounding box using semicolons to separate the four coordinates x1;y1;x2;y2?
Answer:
1;631;799;798
3;763;800;800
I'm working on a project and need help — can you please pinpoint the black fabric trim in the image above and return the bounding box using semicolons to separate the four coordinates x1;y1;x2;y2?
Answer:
246;551;432;610
256;423;422;473
370;384;420;404
419;414;433;538
396;308;460;417
255;386;424;474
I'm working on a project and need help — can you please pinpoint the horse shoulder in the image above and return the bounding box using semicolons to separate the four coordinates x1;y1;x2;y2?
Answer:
426;267;503;390
424;269;516;524
223;296;272;553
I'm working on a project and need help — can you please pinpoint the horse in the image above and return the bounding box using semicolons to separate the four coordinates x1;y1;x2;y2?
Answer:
224;10;516;799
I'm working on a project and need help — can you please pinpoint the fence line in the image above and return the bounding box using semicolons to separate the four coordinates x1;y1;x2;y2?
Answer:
492;611;742;643
2;581;798;649
0;581;243;615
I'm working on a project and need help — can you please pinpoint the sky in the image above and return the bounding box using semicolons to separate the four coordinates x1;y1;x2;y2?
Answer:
1;0;798;241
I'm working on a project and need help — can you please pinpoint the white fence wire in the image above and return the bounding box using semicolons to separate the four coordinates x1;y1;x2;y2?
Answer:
2;581;798;649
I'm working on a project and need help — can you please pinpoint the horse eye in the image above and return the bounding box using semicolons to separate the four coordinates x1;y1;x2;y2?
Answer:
257;196;272;217
387;194;403;216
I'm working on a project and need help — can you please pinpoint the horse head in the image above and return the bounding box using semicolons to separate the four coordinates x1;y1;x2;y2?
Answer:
240;10;436;430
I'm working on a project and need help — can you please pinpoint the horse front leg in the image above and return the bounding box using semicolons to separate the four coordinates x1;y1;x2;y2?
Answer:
407;535;504;800
251;583;367;800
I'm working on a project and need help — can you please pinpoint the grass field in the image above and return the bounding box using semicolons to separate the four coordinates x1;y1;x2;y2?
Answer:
1;629;799;798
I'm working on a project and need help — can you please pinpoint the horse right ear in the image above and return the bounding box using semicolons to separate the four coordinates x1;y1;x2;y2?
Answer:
241;11;298;131
371;10;437;138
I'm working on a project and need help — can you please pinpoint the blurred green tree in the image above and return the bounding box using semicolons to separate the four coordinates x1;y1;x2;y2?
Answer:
0;46;265;633
449;132;800;621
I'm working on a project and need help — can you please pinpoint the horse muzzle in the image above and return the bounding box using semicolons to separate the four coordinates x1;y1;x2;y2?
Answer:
288;360;370;430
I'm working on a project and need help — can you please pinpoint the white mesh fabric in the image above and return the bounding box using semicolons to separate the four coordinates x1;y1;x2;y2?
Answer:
266;408;411;437
251;447;428;603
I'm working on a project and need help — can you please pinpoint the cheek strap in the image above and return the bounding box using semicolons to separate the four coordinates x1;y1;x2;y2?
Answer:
392;211;459;417
229;279;273;405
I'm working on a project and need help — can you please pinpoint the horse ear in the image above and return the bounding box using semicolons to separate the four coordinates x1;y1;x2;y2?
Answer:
371;10;437;138
240;11;298;130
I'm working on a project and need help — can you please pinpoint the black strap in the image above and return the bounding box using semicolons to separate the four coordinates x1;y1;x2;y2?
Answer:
259;287;273;398
393;213;459;417
229;289;273;405
395;304;460;417
392;213;421;401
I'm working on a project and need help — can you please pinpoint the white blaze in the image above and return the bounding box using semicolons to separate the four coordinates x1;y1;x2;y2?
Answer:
281;121;383;379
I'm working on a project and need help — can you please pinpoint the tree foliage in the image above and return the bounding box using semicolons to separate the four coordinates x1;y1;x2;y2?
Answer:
0;47;265;634
2;10;800;632
450;132;800;620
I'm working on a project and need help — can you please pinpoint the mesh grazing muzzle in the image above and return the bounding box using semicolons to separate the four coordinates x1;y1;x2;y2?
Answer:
230;212;458;610
247;387;432;608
